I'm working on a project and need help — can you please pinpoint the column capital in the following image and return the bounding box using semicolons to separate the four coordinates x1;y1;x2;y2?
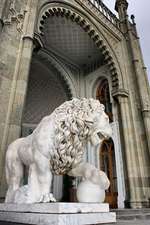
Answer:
22;35;34;41
112;89;129;99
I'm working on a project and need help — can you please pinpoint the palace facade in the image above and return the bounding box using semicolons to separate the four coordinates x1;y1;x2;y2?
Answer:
0;0;150;209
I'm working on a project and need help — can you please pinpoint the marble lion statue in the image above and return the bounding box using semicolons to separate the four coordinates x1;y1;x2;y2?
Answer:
5;98;112;203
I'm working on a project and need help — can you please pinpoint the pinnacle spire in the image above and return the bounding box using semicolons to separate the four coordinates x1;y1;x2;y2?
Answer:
115;0;128;12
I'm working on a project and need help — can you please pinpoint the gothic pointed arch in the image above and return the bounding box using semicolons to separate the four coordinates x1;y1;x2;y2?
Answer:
35;1;124;92
33;33;78;98
22;52;74;127
36;48;78;98
96;77;113;122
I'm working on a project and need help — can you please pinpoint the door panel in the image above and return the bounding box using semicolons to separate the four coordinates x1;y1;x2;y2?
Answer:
100;139;118;208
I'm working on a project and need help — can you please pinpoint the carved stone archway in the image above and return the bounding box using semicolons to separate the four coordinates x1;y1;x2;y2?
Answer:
36;2;123;92
22;52;73;128
36;48;77;98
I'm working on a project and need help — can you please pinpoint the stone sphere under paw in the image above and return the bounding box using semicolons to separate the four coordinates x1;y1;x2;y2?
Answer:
77;180;105;203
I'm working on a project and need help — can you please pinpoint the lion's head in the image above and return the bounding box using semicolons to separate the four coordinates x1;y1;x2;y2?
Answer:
50;98;112;175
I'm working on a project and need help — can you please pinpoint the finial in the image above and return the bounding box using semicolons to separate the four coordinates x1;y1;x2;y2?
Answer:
115;0;128;12
131;14;135;25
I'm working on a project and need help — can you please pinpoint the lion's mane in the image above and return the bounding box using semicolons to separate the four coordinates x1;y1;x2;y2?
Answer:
49;98;104;175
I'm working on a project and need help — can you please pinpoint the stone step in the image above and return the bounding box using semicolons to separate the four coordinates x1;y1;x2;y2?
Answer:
116;213;150;220
114;221;150;225
105;208;150;225
113;208;150;215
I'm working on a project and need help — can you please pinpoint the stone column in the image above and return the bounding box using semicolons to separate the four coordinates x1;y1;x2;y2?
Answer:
113;90;148;208
111;121;125;208
115;8;150;206
116;0;150;156
125;17;150;155
115;0;150;160
0;0;38;199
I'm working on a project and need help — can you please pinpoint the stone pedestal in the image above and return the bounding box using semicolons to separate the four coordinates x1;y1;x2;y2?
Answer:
0;203;116;225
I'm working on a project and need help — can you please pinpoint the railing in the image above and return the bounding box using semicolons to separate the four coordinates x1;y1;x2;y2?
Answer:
88;0;120;29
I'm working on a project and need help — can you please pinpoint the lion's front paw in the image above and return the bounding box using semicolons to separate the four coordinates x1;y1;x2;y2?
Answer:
39;193;56;203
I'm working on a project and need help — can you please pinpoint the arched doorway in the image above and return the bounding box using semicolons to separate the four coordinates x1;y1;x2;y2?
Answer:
96;78;118;208
100;139;118;208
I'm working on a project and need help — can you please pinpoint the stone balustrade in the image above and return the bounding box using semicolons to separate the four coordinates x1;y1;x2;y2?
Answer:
88;0;120;29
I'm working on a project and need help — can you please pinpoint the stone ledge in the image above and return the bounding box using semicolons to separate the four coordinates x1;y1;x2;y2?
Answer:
0;211;116;225
0;203;116;225
0;203;109;214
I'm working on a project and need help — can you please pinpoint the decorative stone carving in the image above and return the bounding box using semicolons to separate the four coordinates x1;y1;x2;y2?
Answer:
37;3;120;90
5;98;112;204
3;0;26;32
68;162;110;203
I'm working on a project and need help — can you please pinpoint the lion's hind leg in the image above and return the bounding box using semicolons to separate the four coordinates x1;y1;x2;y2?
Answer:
5;140;24;203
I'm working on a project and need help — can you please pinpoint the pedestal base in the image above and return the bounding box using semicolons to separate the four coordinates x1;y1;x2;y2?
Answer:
0;203;116;225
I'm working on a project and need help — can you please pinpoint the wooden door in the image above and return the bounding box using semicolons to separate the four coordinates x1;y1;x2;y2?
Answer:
100;139;118;208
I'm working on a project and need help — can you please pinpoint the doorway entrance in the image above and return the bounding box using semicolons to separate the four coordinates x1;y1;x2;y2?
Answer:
100;139;118;208
96;78;118;208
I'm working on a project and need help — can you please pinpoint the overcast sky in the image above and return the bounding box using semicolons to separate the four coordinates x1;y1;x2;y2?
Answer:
104;0;150;83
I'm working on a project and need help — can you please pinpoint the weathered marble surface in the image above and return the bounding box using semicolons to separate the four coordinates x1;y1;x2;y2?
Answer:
0;203;116;225
5;98;112;204
69;163;110;203
0;202;109;213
